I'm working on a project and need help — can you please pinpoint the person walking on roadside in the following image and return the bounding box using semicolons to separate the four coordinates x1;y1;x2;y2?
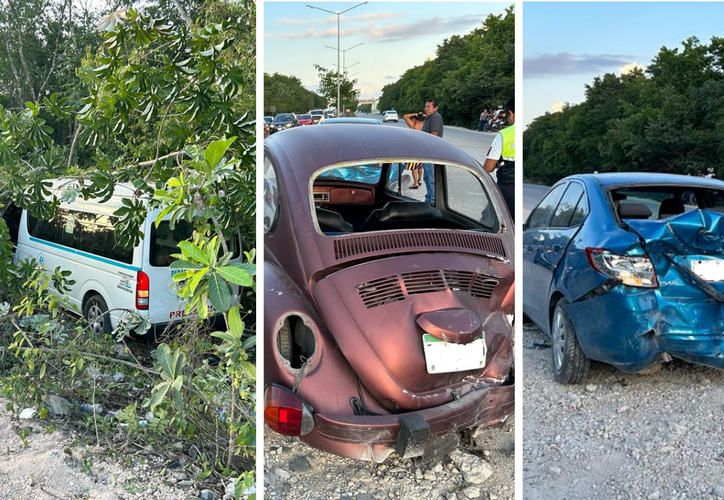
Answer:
402;111;425;188
420;99;443;205
484;96;515;221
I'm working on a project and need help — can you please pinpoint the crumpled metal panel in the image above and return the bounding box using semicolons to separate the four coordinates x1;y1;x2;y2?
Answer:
567;209;724;372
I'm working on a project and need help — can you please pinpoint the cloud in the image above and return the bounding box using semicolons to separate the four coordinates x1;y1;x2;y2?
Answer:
551;101;565;113
268;15;483;42
278;12;404;26
524;52;636;78
384;75;396;80
619;62;644;75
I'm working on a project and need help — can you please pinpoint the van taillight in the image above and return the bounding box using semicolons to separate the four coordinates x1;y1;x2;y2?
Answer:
264;384;314;436
136;271;149;310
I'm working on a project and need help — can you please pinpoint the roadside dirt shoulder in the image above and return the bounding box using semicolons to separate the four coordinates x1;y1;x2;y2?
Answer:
524;323;724;499
264;421;514;500
0;402;189;500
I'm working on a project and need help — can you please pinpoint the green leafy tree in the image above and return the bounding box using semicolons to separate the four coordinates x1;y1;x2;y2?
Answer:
378;6;514;128
264;72;326;114
0;2;257;492
314;64;359;113
524;35;724;185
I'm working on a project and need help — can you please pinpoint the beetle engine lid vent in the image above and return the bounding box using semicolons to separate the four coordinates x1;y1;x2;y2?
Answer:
356;275;405;308
444;270;498;299
357;270;500;308
333;230;506;260
402;270;447;294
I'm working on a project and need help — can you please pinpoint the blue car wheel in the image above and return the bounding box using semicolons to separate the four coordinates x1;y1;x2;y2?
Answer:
551;299;589;384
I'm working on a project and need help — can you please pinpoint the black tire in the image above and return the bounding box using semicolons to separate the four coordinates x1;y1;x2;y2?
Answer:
83;294;112;335
550;298;589;384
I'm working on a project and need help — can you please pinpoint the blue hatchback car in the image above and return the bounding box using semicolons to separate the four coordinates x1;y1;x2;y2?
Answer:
524;173;724;383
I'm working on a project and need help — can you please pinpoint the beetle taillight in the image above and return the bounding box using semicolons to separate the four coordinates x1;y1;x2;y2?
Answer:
264;384;314;436
136;271;149;310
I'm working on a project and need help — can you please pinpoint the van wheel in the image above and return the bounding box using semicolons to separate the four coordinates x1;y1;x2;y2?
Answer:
84;295;112;335
551;298;589;384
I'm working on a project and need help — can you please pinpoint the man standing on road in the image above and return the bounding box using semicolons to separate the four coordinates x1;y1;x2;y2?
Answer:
421;99;443;205
484;96;515;221
477;109;489;131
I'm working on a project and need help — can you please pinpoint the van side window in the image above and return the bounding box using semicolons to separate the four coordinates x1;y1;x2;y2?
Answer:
150;220;241;267
28;209;134;264
2;203;22;246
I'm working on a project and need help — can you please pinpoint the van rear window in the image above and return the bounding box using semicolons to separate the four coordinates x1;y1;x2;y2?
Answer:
150;221;240;267
27;209;133;264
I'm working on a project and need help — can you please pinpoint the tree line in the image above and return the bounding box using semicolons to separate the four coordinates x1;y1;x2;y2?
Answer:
524;36;724;186
264;72;327;114
377;6;513;129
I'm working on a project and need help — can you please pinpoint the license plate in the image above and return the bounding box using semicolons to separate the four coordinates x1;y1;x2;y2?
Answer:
691;259;724;282
422;333;487;374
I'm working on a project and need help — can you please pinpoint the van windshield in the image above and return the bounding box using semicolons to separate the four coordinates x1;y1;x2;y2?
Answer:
150;221;240;267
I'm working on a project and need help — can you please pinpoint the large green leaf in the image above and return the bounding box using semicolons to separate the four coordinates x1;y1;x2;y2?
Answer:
178;241;211;266
207;272;231;312
216;266;253;286
230;262;257;276
204;137;236;169
227;306;243;338
155;344;174;379
148;380;171;409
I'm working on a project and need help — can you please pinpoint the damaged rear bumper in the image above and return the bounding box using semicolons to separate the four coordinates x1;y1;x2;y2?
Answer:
303;381;514;462
567;285;724;372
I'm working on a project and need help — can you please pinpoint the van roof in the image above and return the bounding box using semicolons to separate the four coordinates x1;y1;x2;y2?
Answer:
47;178;150;213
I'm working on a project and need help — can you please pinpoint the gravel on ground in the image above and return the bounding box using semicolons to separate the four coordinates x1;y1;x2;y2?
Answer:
0;400;229;500
524;323;724;500
264;417;514;500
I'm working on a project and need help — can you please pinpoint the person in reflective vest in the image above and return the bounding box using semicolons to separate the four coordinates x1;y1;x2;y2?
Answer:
484;96;515;222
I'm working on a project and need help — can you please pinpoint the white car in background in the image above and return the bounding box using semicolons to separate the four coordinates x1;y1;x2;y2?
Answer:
382;110;399;122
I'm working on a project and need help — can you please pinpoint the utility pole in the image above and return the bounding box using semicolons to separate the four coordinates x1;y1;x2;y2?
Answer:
307;2;368;116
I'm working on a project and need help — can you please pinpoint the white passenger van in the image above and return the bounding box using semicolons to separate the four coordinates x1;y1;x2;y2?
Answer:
5;179;241;335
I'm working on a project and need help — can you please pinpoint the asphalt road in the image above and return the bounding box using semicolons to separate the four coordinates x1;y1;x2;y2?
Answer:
522;183;549;220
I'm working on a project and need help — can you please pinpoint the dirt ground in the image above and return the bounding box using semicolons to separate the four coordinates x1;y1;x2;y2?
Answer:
523;323;724;499
0;400;220;500
264;416;515;500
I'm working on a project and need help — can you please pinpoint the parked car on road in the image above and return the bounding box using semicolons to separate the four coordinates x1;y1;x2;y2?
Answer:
382;110;399;122
297;114;314;126
264;125;514;462
269;113;298;134
309;109;325;123
523;173;724;383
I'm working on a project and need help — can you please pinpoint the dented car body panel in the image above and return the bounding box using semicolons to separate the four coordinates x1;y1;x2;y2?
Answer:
264;125;514;461
524;172;724;372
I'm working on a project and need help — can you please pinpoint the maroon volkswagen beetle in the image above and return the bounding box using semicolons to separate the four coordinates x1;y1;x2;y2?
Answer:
263;124;514;462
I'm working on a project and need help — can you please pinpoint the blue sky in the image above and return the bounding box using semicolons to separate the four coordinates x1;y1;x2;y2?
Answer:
523;2;724;128
265;1;511;99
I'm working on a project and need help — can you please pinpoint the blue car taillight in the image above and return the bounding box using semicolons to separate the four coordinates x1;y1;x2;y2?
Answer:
585;248;658;288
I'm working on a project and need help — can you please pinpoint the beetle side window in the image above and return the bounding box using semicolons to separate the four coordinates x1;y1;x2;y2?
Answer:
550;183;584;227
264;156;280;233
527;184;566;229
445;165;496;227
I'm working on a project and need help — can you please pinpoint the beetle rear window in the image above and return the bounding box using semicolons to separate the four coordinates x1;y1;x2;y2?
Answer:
312;161;500;235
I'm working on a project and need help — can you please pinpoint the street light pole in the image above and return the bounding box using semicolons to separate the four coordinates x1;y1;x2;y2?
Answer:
325;42;364;74
308;2;368;117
